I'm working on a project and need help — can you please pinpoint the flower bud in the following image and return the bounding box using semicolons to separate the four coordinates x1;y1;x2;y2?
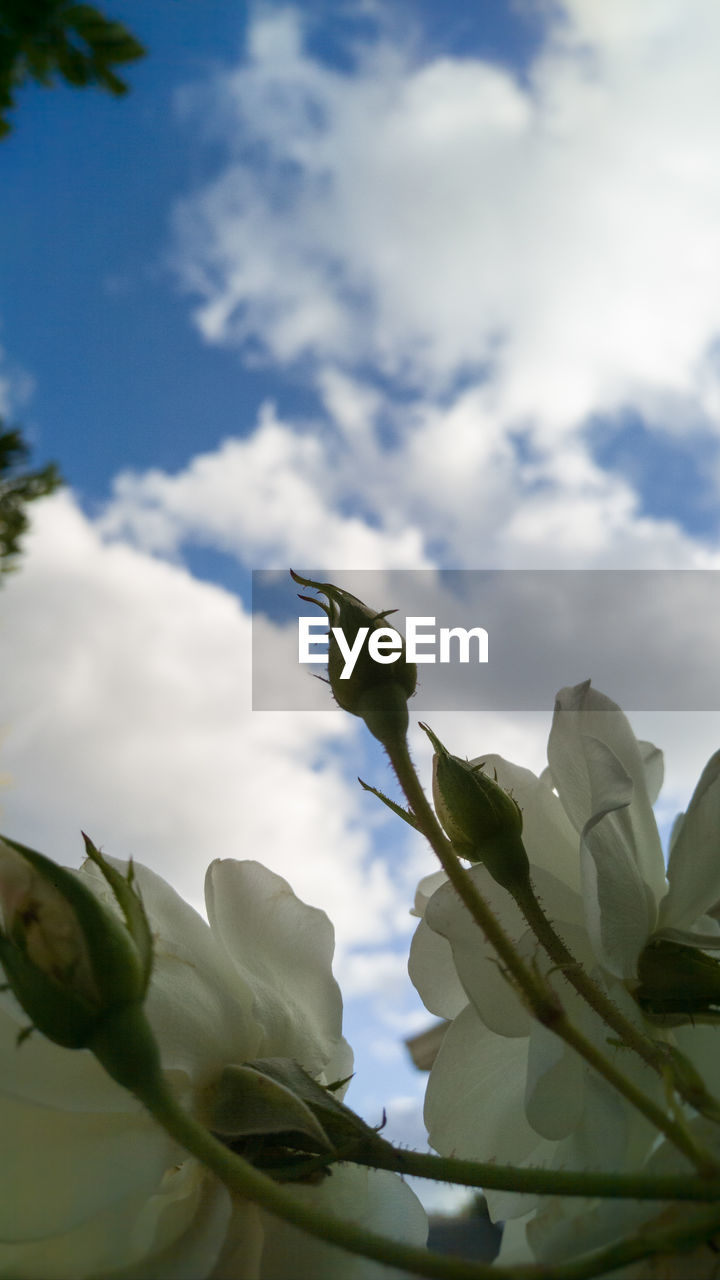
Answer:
291;571;417;743
636;938;720;1024
0;833;154;1075
421;723;530;894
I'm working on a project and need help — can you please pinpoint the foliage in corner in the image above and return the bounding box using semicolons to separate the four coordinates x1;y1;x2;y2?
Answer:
0;421;62;575
0;0;145;136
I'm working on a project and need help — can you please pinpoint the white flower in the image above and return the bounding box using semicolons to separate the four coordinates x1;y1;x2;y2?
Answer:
410;681;720;1265
0;853;426;1279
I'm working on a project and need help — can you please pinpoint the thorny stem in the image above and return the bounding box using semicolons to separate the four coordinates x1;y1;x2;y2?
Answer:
272;1131;720;1202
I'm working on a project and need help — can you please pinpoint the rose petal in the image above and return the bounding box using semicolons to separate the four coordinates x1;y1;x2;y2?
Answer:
423;866;531;1037
0;992;137;1112
527;1192;640;1266
411;869;447;917
207;1199;265;1280
561;1069;636;1174
524;1020;584;1140
206;861;349;1080
408;918;468;1021
577;736;656;977
638;740;664;806
494;1213;534;1265
661;750;720;933
85;859;260;1087
548;683;666;906
255;1166;427;1280
424;1004;545;1166
116;1163;235;1280
0;1159;232;1280
524;1071;649;1264
0;1096;179;1240
421;863;586;1037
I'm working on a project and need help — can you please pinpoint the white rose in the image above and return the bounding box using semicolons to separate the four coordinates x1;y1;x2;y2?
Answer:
0;854;426;1278
410;681;720;1265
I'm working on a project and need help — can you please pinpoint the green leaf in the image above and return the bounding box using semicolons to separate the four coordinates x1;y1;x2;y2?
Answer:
245;1057;383;1151
358;778;419;830
64;6;144;63
0;422;62;574
208;1063;332;1150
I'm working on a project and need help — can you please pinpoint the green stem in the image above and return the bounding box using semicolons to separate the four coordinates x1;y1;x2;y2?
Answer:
517;882;720;1124
386;733;562;1019
384;731;718;1177
137;1068;720;1280
269;1133;720;1201
346;1135;720;1202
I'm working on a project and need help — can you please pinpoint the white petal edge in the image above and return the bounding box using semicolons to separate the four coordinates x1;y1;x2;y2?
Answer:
548;683;666;906
424;1004;544;1167
661;750;720;933
206;860;348;1081
408;917;469;1022
578;736;656;977
255;1166;427;1280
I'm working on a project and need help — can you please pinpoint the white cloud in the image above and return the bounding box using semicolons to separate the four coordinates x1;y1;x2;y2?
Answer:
171;1;720;440
338;948;410;998
145;0;720;573
100;383;718;572
101;400;429;569
0;493;414;960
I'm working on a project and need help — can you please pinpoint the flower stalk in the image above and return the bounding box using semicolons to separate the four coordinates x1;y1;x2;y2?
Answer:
271;1130;720;1202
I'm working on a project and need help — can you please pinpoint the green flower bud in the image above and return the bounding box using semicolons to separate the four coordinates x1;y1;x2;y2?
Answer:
636;938;720;1024
291;571;417;744
0;834;154;1069
421;723;530;894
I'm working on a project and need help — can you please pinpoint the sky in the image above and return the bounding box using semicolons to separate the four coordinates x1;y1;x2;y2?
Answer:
4;0;720;1213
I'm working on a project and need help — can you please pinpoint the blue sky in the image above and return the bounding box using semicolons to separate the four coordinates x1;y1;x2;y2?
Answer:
1;0;541;510
4;0;720;1212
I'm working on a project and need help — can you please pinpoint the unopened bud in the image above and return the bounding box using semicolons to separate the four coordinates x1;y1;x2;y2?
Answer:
291;571;416;743
0;833;159;1091
421;724;530;894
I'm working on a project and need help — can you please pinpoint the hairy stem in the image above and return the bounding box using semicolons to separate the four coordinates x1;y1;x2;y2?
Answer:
271;1132;720;1202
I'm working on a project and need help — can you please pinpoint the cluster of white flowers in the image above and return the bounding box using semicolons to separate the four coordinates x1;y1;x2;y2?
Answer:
0;851;425;1279
4;671;720;1279
410;681;720;1270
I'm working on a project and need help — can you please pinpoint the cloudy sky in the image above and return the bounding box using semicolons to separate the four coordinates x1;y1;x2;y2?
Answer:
4;0;720;1209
